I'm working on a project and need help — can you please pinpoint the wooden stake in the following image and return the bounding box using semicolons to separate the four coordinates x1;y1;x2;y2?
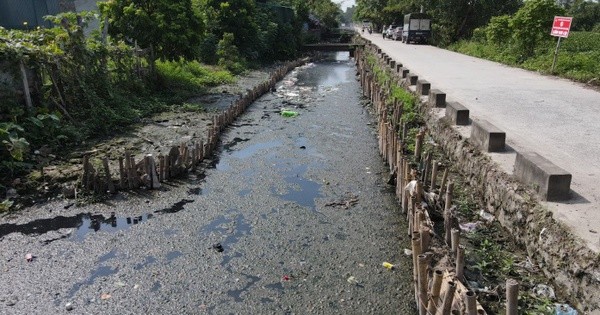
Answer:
506;279;519;315
102;157;115;194
465;290;477;315
158;154;165;182
456;246;465;281
414;130;424;163
438;281;456;315
19;61;33;113
451;228;460;254
118;157;126;189
124;152;133;189
430;161;439;192
427;269;444;315
417;254;430;315
440;167;449;196
444;182;454;246
420;227;431;252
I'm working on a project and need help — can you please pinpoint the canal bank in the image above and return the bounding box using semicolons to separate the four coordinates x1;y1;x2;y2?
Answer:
355;40;600;313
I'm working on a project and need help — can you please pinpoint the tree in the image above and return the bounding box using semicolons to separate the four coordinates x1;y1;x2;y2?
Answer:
568;0;600;31
99;0;203;66
201;0;259;60
510;0;564;58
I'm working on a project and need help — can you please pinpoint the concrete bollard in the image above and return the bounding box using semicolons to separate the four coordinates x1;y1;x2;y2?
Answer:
428;89;446;108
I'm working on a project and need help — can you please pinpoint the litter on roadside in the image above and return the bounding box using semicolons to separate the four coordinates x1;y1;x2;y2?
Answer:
382;262;394;270
404;249;412;256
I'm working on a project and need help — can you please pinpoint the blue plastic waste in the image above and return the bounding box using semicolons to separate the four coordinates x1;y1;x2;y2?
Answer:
555;304;577;315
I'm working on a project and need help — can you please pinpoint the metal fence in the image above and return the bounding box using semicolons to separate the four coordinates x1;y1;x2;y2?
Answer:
0;0;62;29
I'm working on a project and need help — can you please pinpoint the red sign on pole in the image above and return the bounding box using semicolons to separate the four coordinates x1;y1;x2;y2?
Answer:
551;16;573;38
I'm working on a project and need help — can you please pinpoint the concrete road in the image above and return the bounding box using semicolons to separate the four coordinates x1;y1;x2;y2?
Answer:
360;31;600;252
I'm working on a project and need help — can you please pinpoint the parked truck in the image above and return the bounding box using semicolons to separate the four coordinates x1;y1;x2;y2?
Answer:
401;13;431;44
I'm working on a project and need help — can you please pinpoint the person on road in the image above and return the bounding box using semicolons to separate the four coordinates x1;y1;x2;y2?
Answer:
382;25;386;38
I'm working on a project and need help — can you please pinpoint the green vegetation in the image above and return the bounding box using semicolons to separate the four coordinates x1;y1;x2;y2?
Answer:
0;0;345;205
355;0;600;84
450;0;600;84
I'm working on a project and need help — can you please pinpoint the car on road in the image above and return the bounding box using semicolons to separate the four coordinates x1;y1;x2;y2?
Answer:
391;27;403;40
385;24;398;39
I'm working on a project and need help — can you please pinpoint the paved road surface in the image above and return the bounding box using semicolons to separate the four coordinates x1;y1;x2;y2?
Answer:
360;31;600;252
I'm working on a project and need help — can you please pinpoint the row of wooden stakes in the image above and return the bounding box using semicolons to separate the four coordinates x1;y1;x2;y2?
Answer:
356;44;520;315
81;58;308;195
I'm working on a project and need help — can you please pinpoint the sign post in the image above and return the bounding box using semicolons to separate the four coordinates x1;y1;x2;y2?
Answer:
550;16;573;72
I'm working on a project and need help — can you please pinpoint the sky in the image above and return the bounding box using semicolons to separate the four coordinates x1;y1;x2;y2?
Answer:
334;0;356;11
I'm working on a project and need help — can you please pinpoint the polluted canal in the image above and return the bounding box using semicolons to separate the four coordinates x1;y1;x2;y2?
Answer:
0;52;416;314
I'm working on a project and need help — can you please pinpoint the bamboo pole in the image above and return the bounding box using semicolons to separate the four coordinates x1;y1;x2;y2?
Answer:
438;281;456;315
506;279;519;315
102;157;115;194
465;290;477;315
440;167;449;196
451;228;460;254
124;152;133;189
417;254;430;315
420;226;431;252
430;161;439;192
158;154;165;182
427;269;444;315
415;180;423;205
82;155;90;190
118;157;126;189
422;153;431;188
444;182;454;246
414;130;424;163
411;234;422;299
456;246;465;281
19;61;33;113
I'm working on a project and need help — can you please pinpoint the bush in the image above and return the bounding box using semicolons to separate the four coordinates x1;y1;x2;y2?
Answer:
485;15;512;45
510;0;564;59
156;59;234;88
217;33;246;74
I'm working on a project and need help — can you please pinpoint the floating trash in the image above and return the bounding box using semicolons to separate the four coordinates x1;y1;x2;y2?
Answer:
280;109;299;118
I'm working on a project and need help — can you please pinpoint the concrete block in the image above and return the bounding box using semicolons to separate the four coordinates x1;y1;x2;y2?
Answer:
445;101;469;125
514;151;572;201
416;80;430;96
428;89;446;108
406;73;418;86
470;119;505;152
390;60;396;69
377;48;382;54
396;64;403;72
399;67;409;78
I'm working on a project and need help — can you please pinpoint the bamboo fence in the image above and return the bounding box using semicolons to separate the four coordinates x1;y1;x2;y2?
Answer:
81;58;308;194
355;44;519;315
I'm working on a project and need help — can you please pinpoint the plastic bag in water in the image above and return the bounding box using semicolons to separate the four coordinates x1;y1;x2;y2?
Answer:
555;304;577;315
